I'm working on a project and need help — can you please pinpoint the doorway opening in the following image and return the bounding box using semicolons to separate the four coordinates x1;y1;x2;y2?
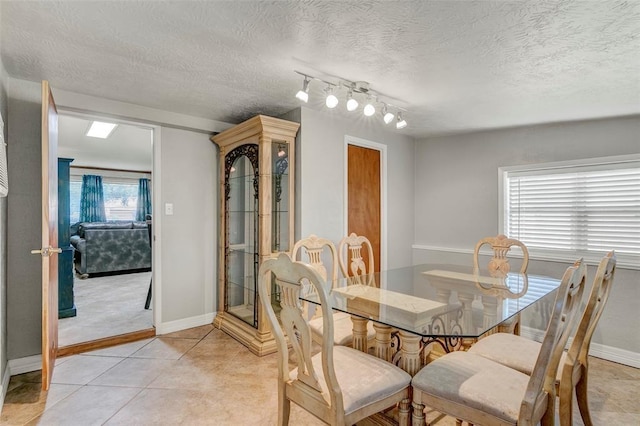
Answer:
56;112;156;353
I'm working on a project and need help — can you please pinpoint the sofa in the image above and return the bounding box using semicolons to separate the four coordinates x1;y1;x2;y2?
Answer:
70;221;151;276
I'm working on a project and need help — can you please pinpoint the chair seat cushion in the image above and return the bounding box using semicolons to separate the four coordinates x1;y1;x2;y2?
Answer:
291;346;411;415
469;333;570;382
309;313;376;346
412;351;538;424
468;332;541;375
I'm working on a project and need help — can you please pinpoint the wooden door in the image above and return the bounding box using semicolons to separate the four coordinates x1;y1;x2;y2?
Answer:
347;144;381;273
40;81;59;390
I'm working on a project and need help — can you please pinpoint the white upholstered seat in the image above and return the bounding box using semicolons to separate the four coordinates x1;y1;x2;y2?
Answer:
468;251;617;426
258;253;412;426
411;259;587;426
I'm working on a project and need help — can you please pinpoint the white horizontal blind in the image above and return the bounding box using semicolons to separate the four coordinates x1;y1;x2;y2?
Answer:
503;156;640;267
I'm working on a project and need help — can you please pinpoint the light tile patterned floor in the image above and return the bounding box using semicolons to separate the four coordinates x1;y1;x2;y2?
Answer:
1;325;638;425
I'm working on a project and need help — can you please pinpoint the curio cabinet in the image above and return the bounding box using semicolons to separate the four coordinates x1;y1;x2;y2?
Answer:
211;115;299;355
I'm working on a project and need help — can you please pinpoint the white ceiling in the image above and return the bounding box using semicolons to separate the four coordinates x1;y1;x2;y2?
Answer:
1;1;639;139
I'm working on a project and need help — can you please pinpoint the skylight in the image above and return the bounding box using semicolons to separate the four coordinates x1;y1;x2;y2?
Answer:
86;121;118;139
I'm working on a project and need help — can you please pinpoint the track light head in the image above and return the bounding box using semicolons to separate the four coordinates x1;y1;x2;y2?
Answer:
325;85;338;108
382;104;394;124
396;112;407;129
363;97;375;117
295;77;310;103
346;91;358;111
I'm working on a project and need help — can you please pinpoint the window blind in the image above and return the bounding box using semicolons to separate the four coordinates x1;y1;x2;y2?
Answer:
502;157;640;267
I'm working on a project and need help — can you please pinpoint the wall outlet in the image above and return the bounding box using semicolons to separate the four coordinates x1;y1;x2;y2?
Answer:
165;203;174;215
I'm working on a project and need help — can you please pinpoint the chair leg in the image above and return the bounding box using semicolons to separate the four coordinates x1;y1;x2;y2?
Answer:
144;278;152;309
540;395;556;426
278;386;290;426
411;400;425;426
558;376;574;426
575;374;594;426
398;397;411;426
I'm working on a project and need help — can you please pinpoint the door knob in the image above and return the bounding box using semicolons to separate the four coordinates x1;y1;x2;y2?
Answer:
30;247;62;257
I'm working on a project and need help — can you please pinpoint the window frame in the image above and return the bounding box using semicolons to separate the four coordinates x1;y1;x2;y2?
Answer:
499;154;640;270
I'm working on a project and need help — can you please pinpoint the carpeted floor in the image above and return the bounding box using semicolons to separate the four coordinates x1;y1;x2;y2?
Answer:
58;271;153;347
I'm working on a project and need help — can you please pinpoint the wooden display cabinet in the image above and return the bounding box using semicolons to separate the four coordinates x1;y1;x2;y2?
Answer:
211;115;299;356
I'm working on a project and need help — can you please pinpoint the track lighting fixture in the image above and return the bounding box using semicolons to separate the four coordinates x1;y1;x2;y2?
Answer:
382;104;394;124
346;90;359;112
396;112;407;129
295;76;310;103
294;70;408;129
325;85;339;108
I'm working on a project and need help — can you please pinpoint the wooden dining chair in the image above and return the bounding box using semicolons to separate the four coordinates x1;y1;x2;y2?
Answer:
337;233;377;348
411;259;587;426
474;234;530;335
292;234;368;347
468;251;616;426
258;253;412;426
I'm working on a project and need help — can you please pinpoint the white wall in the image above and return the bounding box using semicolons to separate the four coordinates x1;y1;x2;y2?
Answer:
5;78;225;363
413;116;640;365
158;127;217;327
0;0;10;401
294;106;415;269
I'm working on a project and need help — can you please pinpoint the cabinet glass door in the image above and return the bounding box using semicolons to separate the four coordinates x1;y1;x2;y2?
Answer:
271;142;290;253
225;145;259;327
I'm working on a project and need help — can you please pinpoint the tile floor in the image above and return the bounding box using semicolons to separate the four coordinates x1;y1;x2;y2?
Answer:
59;271;153;347
2;324;639;425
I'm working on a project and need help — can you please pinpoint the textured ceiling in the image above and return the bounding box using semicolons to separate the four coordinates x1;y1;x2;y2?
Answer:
1;1;639;138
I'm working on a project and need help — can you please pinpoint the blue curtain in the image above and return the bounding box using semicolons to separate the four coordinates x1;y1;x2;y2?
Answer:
79;175;106;222
136;178;152;221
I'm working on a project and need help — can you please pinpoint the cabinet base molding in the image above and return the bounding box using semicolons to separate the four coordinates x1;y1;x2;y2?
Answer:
214;312;277;356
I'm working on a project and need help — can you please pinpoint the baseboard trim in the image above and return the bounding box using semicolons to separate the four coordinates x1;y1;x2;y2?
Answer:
1;363;11;408
7;355;42;376
587;342;640;368
57;328;157;357
519;326;639;368
156;312;215;335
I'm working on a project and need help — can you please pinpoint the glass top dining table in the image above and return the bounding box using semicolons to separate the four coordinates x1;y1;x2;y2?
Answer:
300;263;562;340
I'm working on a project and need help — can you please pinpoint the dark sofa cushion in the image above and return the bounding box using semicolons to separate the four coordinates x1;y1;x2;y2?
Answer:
77;221;133;237
132;221;148;229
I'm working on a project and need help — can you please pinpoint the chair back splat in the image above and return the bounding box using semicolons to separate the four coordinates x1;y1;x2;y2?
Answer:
338;233;375;286
291;234;339;285
474;234;529;275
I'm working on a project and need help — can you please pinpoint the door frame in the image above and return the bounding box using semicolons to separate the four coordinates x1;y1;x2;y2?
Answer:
343;135;388;271
56;108;162;331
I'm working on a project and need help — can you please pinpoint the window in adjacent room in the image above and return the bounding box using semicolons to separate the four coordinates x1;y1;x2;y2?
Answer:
70;169;151;222
499;155;640;268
